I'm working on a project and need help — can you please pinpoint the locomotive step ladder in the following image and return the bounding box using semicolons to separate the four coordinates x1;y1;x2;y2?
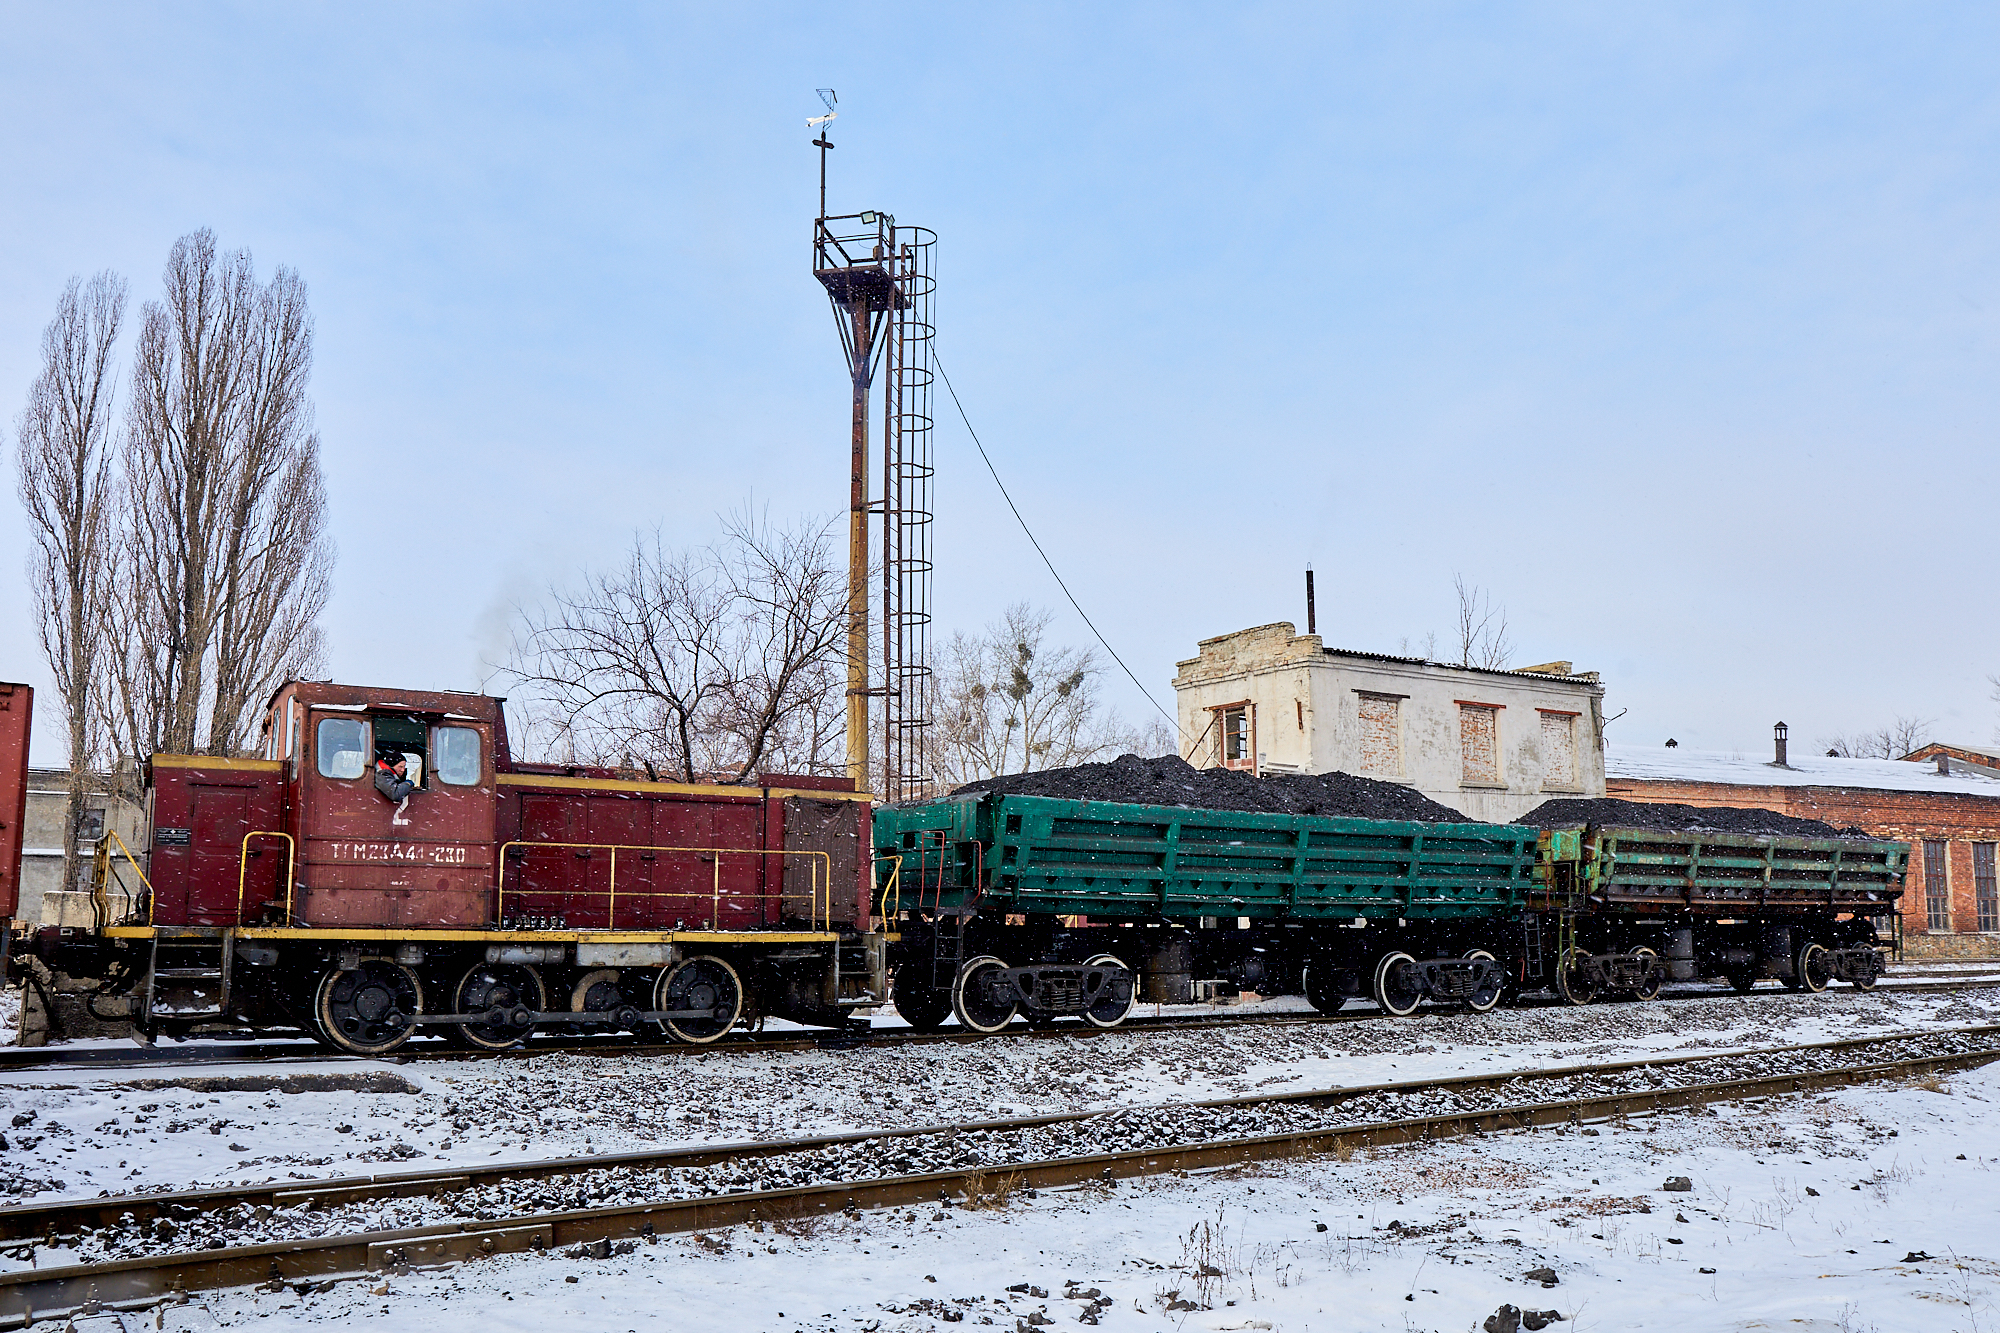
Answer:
1520;913;1547;985
928;907;971;990
143;935;231;1022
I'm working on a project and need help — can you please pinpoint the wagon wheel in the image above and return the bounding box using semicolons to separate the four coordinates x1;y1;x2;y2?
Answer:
1302;963;1348;1015
1793;942;1832;994
1461;948;1504;1014
452;963;545;1050
891;967;953;1032
1553;946;1595;1006
1628;946;1663;1001
950;955;1019;1034
1371;951;1423;1017
315;961;423;1055
653;956;743;1044
1081;954;1136;1029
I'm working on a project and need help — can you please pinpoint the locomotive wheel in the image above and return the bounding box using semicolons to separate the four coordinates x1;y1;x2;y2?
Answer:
1726;969;1757;994
654;956;743;1044
1794;942;1832;993
891;968;953;1032
1554;947;1595;1006
951;955;1019;1034
1081;954;1136;1029
315;961;423;1055
452;963;546;1049
1629;946;1663;1001
1461;949;1504;1014
1371;951;1423;1017
1302;964;1347;1015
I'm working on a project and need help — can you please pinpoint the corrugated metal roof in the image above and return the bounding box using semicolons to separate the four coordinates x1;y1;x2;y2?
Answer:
1321;647;1602;685
1605;742;2000;796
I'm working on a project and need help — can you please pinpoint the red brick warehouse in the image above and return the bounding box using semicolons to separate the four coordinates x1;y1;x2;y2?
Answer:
1603;735;2000;959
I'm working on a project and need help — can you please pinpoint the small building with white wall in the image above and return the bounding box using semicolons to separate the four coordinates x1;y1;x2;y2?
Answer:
1172;623;1608;823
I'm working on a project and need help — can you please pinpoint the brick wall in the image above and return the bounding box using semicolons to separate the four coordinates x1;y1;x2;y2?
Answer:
1605;777;2000;959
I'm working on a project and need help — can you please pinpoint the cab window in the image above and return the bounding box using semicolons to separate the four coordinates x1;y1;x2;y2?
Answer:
373;714;427;787
317;718;368;779
435;726;482;786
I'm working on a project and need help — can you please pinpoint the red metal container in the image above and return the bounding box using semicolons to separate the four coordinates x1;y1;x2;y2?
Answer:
0;683;31;920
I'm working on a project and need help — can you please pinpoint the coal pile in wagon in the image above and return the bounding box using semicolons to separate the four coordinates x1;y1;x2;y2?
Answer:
1521;797;1868;840
951;753;1466;822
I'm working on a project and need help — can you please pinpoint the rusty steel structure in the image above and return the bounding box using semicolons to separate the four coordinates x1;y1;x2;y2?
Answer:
811;111;935;799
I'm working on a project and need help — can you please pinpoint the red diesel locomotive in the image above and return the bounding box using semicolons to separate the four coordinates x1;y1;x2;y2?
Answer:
25;680;886;1052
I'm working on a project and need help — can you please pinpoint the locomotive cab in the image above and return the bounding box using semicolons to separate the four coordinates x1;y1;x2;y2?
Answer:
268;682;500;929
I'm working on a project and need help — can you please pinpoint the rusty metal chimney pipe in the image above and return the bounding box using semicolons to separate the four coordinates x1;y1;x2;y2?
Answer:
1305;564;1316;636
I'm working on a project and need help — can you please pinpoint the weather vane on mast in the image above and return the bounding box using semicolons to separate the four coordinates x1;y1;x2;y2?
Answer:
809;89;838;218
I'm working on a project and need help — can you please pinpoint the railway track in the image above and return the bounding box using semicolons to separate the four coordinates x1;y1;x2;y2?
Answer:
4;972;1991;1074
1;1023;1996;1325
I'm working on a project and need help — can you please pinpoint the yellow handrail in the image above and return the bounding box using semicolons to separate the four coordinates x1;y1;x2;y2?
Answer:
103;830;156;925
237;832;297;925
496;841;835;932
873;854;903;926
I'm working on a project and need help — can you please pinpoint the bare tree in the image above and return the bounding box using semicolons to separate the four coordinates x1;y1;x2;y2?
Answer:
1821;715;1935;761
507;512;846;782
927;604;1145;787
15;272;126;889
100;229;330;767
1453;575;1513;669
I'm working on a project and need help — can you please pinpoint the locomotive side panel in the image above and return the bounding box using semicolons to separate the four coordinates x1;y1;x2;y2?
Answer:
495;777;778;931
778;795;866;928
147;757;286;926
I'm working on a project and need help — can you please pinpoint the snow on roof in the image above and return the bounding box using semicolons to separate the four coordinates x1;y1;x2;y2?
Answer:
1605;741;2000;797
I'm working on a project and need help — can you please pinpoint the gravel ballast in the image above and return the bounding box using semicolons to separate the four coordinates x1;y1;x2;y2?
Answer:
20;1027;1996;1271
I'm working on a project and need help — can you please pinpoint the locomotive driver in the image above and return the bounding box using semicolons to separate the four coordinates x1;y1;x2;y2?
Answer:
374;747;416;802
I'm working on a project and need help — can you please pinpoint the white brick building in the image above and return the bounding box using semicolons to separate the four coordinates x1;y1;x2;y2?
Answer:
1172;623;1609;823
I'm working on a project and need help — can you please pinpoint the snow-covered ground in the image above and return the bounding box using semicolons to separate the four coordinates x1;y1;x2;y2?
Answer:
2;986;1996;1205
125;1051;2000;1333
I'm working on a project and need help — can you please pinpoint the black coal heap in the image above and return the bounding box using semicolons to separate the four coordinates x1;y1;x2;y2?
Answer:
1520;797;1868;840
950;754;1467;823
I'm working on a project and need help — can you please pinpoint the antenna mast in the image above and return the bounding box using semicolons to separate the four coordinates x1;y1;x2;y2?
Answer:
810;92;936;800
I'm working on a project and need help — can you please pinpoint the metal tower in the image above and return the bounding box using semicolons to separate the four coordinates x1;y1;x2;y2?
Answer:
811;99;934;798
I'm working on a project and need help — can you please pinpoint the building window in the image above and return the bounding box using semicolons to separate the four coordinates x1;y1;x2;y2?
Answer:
1458;703;1501;785
1925;839;1951;932
1977;842;1999;933
1216;704;1254;772
75;807;105;842
1539;709;1579;789
1355;692;1403;777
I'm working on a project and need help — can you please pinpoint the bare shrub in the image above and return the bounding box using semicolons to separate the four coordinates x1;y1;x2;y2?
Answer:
959;1168;1023;1210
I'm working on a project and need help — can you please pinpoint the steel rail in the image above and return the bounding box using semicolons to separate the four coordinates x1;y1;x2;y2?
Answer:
1;1037;1994;1327
4;975;1990;1075
2;1022;1995;1247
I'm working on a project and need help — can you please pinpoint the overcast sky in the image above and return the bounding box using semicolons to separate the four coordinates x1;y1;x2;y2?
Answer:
4;4;1997;767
